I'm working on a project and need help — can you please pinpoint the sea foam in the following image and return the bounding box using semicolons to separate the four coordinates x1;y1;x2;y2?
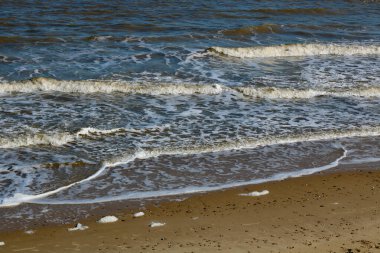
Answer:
236;86;380;99
149;221;166;227
0;124;170;149
98;216;118;223
1;126;379;207
0;77;225;95
208;43;380;58
1;78;379;100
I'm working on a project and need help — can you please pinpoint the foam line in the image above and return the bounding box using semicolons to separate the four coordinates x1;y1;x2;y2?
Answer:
0;125;170;149
0;77;226;95
236;86;380;99
1;125;378;206
208;43;380;58
1;78;380;99
27;147;349;205
0;132;75;149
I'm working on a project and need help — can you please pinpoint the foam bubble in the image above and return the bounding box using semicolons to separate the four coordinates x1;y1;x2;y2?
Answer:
208;43;380;58
98;216;118;223
68;223;88;231
239;190;269;197
133;212;145;218
149;221;165;227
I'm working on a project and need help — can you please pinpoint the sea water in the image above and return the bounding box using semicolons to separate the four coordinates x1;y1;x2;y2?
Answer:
0;0;379;228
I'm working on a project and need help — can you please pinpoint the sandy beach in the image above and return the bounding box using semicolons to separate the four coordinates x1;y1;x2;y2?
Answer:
1;169;379;253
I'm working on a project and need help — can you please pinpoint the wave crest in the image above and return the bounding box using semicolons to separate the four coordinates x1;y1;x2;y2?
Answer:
237;86;380;99
0;77;225;95
0;125;170;149
0;133;75;149
1;78;380;99
208;43;380;58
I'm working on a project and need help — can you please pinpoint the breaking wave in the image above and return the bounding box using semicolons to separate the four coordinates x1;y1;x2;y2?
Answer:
0;125;170;149
208;43;380;58
0;77;225;95
237;86;380;99
1;125;379;206
0;133;75;149
1;77;380;99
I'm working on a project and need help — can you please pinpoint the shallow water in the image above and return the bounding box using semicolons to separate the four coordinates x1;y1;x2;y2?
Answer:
0;0;379;211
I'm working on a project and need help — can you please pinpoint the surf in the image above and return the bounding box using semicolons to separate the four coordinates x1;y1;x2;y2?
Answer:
208;43;380;58
1;125;379;207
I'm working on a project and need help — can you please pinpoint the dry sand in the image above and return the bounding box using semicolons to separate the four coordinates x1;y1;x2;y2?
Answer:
1;170;380;253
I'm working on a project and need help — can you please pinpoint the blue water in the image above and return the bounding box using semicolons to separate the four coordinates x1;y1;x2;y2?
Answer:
0;0;379;82
0;0;379;218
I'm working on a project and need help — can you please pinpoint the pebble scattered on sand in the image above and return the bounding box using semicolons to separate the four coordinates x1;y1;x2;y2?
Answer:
0;241;5;246
149;221;166;228
25;230;35;235
68;223;89;231
98;216;118;223
239;190;269;197
133;211;145;218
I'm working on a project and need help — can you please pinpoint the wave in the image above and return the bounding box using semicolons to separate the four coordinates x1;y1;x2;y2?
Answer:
0;133;75;149
24;149;348;205
0;125;170;149
1;77;380;99
0;77;225;95
1;125;379;206
207;43;380;58
221;24;282;36
237;86;380;99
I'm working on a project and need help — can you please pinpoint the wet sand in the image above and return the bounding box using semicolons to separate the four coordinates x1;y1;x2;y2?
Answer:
1;170;380;253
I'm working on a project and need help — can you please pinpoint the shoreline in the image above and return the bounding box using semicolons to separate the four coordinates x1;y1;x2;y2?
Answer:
1;169;380;252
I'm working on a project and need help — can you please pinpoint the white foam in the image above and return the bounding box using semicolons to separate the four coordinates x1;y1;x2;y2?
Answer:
77;124;170;137
0;124;170;149
0;77;226;95
68;223;88;231
149;221;165;228
1;78;379;100
133;211;145;218
208;43;380;58
341;157;380;165
0;132;75;149
2;126;379;207
237;86;380;99
97;216;118;223
239;190;269;197
0;242;4;246
26;146;347;205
